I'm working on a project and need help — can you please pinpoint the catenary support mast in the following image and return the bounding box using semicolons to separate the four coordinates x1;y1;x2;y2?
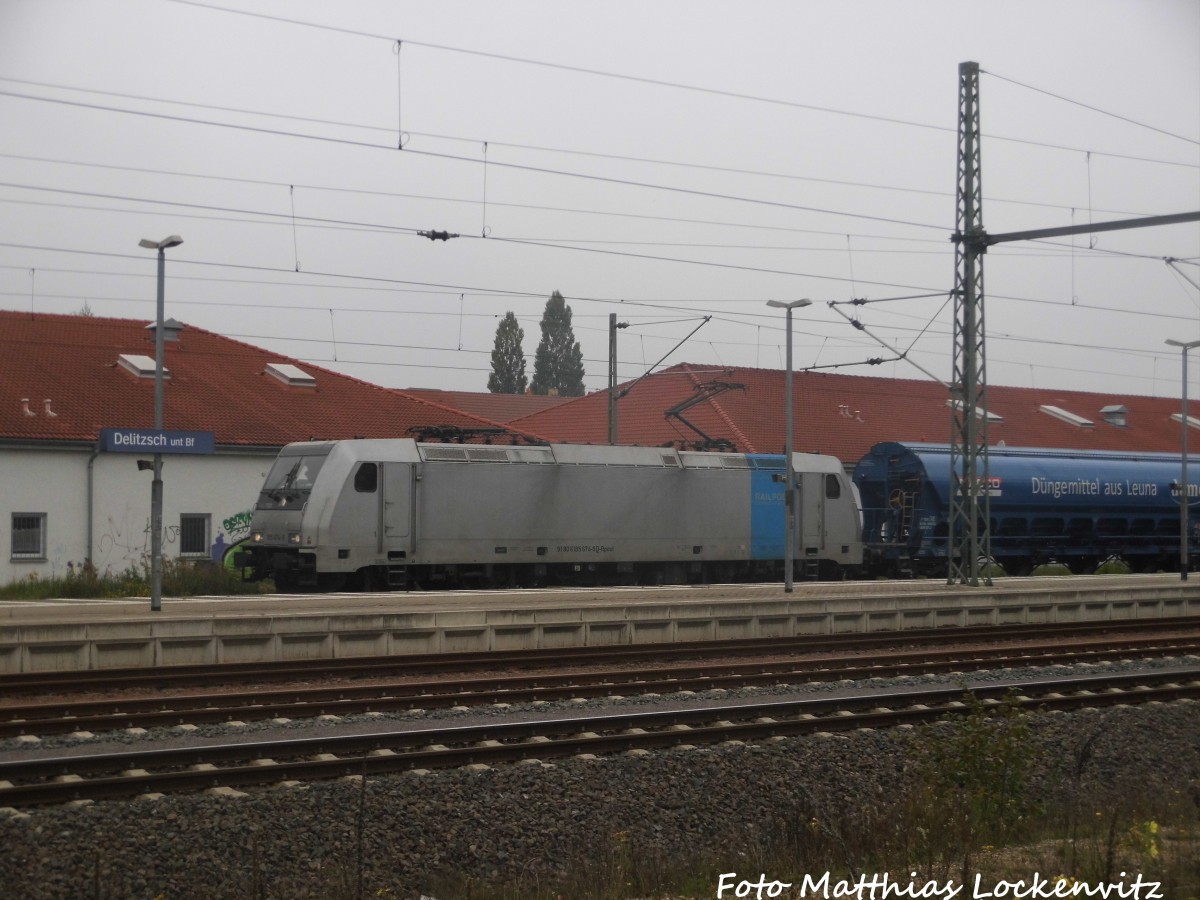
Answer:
949;60;990;586
947;61;1200;587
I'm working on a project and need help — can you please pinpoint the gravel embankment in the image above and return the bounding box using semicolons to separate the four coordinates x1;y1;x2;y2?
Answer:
1;664;1197;899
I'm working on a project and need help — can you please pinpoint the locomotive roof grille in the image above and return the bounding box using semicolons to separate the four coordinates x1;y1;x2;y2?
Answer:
467;447;512;462
419;444;688;466
717;456;752;468
420;447;470;461
748;457;783;469
416;446;563;464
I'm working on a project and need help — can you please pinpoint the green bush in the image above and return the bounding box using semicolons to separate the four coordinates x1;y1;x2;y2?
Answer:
1031;561;1073;576
979;557;1008;578
1094;555;1132;575
0;558;271;600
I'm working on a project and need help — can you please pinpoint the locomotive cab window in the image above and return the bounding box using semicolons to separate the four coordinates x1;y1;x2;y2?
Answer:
354;463;378;493
825;474;841;499
258;451;331;509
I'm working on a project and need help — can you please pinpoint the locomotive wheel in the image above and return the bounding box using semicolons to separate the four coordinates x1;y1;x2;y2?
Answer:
273;572;299;593
357;567;383;592
317;573;347;592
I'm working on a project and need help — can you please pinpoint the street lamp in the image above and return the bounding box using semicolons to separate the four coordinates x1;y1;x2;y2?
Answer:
139;235;183;611
766;298;812;592
1166;338;1200;581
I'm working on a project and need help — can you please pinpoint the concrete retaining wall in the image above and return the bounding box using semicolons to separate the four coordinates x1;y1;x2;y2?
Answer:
1;581;1197;673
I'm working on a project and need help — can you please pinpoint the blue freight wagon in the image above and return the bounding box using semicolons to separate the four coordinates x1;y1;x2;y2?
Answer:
853;442;1200;576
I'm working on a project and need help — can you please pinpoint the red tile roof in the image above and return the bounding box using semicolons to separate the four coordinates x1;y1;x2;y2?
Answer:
0;311;546;447
401;388;571;423
512;362;1194;464
6;316;1188;465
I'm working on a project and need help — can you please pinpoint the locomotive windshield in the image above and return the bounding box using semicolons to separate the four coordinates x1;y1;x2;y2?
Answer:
257;452;329;509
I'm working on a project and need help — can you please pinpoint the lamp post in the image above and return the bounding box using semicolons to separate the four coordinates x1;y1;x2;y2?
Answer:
139;235;183;612
766;299;812;592
1166;338;1200;581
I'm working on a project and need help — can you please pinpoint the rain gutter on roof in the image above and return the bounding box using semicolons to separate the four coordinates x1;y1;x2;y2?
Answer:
0;437;282;454
0;437;99;451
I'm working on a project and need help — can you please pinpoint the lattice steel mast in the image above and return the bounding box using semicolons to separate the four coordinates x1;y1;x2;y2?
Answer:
947;61;1200;586
949;61;991;586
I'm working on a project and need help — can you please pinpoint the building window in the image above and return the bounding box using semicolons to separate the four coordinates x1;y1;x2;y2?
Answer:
11;513;47;560
179;514;210;557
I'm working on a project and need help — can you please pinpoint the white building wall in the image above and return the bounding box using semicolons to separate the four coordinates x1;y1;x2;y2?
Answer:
1;445;276;585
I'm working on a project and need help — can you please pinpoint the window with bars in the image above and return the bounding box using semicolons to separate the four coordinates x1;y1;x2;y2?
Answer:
11;513;46;560
179;514;210;557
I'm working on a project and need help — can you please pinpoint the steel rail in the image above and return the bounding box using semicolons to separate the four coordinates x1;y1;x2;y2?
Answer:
1;668;1197;807
1;633;1198;738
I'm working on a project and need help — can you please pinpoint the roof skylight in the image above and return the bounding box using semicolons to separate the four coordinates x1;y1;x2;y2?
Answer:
946;399;1003;423
118;354;168;380
266;362;316;388
1039;405;1094;428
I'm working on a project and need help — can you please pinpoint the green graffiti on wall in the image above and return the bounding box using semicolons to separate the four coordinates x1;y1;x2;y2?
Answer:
222;510;253;538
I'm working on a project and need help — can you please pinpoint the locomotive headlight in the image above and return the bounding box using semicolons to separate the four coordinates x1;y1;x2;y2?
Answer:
251;532;264;543
288;532;301;544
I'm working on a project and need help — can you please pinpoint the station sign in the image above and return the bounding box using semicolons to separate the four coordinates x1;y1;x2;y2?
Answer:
100;428;215;455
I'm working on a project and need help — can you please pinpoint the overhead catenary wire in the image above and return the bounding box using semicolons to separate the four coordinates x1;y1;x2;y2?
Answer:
0;184;953;289
5;239;1199;345
0;88;952;235
5;76;1195;215
161;1;1200;169
1;9;1195;399
0;147;966;248
827;301;949;387
984;69;1200;147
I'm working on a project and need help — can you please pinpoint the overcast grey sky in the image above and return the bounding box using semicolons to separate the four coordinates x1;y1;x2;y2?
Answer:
1;0;1198;399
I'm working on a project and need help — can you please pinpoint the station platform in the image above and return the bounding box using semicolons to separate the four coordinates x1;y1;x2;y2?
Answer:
1;575;1198;673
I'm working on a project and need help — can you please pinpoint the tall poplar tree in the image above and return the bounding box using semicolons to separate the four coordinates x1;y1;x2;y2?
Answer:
531;291;586;396
487;311;528;394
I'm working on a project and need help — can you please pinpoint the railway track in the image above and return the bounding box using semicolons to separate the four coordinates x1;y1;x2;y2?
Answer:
2;629;1198;738
2;667;1196;808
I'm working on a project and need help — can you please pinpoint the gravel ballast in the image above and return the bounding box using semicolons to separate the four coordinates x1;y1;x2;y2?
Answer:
1;695;1197;899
